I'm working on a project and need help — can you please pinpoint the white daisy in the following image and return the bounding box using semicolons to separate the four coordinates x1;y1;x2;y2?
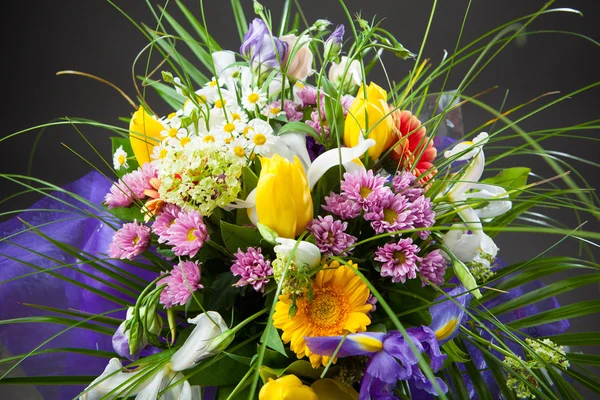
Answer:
261;102;285;119
241;87;267;111
226;137;251;159
218;119;246;137
151;142;170;162
112;146;129;171
246;119;276;156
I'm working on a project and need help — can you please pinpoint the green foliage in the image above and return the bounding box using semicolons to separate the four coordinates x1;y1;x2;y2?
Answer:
220;220;270;253
481;167;530;200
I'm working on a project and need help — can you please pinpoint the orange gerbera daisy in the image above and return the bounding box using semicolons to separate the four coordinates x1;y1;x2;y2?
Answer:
390;110;437;183
272;261;372;368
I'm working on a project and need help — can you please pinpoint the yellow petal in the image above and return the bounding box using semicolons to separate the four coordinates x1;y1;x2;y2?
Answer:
129;106;164;165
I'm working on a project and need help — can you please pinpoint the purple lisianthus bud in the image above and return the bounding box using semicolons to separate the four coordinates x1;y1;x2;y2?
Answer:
240;18;288;71
324;24;344;61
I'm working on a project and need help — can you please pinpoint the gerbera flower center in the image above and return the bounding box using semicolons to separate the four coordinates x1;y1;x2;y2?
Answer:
383;208;398;223
303;288;348;334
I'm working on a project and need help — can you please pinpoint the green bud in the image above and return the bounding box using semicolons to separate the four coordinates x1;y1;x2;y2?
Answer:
253;1;264;14
161;71;174;83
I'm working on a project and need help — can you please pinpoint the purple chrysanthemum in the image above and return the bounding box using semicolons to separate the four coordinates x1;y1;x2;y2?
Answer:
307;215;356;256
296;85;317;107
152;203;181;243
392;171;423;201
166;209;209;258
411;195;436;239
364;191;417;234
322;192;362;219
340;170;389;210
367;294;378;317
340;94;354;116
104;180;135;209
375;238;422;283
108;220;151;260
418;249;447;287
230;247;273;293
283;99;303;122
306;108;330;136
158;260;203;308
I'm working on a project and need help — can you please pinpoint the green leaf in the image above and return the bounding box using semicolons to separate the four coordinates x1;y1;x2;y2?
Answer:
507;300;600;330
188;354;251;386
141;76;187;109
457;338;493;400
176;0;222;52
448;362;470;399
277;121;323;144
563;368;600;395
481;167;530;200
209;272;238;310
111;137;139;178
105;204;146;222
216;384;251;400
256;222;279;245
567;353;600;367
0;376;95;385
230;0;248;42
550;332;600;346
452;259;482;299
0;316;114;336
260;325;287;357
220;220;266;253
443;340;470;363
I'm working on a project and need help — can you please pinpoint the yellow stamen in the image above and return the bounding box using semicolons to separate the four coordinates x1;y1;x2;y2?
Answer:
215;99;226;108
253;134;267;146
168;128;178;138
159;149;167;159
231;112;241;121
234;146;245;158
180;137;191;147
187;228;197;242
247;93;259;104
270;107;281;115
118;155;125;165
203;135;215;143
168;112;177;119
243;126;254;136
224;122;236;133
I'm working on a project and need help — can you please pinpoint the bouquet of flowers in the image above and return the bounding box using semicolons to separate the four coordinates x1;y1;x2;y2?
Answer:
2;1;599;399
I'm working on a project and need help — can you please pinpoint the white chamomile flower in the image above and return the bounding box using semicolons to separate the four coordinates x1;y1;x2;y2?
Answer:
228;107;249;124
112;146;129;170
242;87;267;111
205;76;223;89
198;130;227;146
261;102;285;119
183;90;211;116
151;142;169;162
170;128;194;150
226;137;251;159
246;119;276;156
219;119;246;137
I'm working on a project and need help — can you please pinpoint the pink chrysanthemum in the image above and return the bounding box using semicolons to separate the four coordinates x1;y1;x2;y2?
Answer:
296;85;317;107
364;191;417;234
307;215;356;256
411;195;436;239
418;249;447;287
375;238;422;283
166;209;209;258
392;171;423;201
340;94;354;116
158;260;203;308
152;203;181;244
108;220;150;260
283;99;303;122
340;170;389;210
104;180;135;209
307;108;330;136
230;247;273;293
322;192;362;220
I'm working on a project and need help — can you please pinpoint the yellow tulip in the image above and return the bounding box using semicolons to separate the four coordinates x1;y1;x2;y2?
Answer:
311;378;359;400
129;106;165;166
259;375;318;400
343;82;395;160
255;154;313;238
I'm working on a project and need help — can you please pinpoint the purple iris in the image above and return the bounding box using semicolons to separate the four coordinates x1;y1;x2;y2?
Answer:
306;328;448;399
429;286;472;345
240;18;288;70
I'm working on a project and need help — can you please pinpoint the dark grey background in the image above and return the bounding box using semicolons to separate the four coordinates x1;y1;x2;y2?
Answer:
1;0;599;398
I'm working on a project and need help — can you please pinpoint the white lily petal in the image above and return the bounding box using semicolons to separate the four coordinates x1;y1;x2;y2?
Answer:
244;189;258;225
135;367;168;400
278;132;311;172
444;132;488;161
260;136;295;162
170;312;229;372
465;183;512;218
343;158;366;174
443;226;485;263
80;358;149;400
274;238;321;269
212;51;236;76
160;373;199;400
306;139;375;189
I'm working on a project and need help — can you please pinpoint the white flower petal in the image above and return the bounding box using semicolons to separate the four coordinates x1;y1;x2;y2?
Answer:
464;183;512;218
212;51;236;76
278;133;311;172
80;358;149;400
306;139;375;189
135;368;168;400
274;238;321;269
170;311;229;372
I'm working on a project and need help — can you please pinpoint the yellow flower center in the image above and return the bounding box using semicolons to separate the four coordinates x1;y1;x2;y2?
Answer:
224;137;233;144
436;319;459;341
132;235;140;246
117;155;125;165
187;228;197;242
203;135;215;143
234;146;245;158
180;137;191;147
253;134;267;146
215;99;226;108
224;122;236;133
383;208;398;224
168;128;178;138
359;187;372;198
209;79;217;87
231;112;241;121
393;251;406;264
168;112;177;119
270;107;281;115
159;149;168;159
243;126;254;136
295;82;304;89
302;288;348;335
197;95;207;104
247;93;260;104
